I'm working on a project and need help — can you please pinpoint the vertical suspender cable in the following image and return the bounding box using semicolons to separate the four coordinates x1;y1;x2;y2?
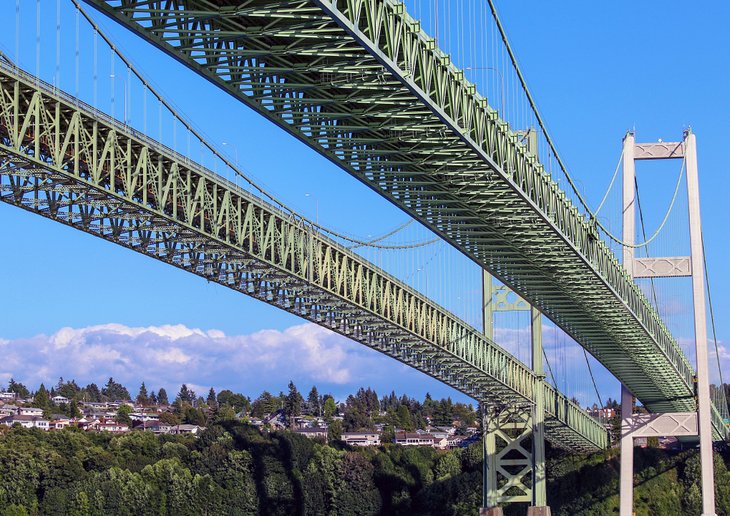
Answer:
56;0;60;90
15;0;20;65
110;49;115;118
701;231;728;414
127;65;132;125
75;6;79;99
93;29;97;108
36;0;40;81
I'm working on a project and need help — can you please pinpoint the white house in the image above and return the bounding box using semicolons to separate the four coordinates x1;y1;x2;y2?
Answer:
0;414;49;430
294;428;328;440
142;421;172;434
130;412;160;423
0;392;17;401
342;432;381;447
94;419;129;433
394;431;435;447
18;407;43;416
51;396;69;405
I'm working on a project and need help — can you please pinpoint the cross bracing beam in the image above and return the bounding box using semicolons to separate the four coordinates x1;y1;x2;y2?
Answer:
0;63;608;450
79;0;728;438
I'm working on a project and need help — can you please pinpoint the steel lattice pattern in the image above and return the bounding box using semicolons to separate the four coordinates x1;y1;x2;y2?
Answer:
0;64;609;450
78;0;729;439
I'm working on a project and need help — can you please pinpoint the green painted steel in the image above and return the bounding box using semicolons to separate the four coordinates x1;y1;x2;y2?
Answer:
0;63;607;451
80;0;727;439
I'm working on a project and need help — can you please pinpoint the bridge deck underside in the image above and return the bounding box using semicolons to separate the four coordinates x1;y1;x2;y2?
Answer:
0;64;607;451
81;0;728;438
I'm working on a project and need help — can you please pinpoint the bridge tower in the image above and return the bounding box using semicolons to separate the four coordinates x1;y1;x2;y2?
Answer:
480;124;549;516
620;130;716;516
480;274;550;516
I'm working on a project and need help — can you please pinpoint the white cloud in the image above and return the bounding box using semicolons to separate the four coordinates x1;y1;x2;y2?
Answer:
0;322;464;401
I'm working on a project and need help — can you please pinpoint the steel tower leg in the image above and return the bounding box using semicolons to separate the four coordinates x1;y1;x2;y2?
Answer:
619;384;635;516
620;132;636;516
685;132;716;516
528;306;550;516
481;269;549;515
481;269;503;516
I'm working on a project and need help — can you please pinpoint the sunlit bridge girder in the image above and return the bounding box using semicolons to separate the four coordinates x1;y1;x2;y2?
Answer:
0;63;608;451
79;0;728;439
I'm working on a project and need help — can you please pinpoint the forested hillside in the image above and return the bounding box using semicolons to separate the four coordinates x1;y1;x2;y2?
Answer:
1;422;729;515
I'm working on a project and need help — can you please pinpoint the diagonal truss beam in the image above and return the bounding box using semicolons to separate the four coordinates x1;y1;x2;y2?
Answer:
0;63;608;450
78;0;728;439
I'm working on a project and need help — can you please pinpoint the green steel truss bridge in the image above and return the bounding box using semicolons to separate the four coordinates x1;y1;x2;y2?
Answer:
79;0;728;439
0;61;606;451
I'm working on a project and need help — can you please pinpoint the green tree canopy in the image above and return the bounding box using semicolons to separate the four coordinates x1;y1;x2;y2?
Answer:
102;378;131;402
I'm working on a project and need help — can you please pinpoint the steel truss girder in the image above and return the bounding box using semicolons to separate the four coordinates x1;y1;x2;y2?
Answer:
484;406;535;505
0;64;608;451
78;0;724;428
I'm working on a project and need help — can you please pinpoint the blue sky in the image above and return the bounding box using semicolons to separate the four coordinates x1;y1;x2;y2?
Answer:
0;1;726;405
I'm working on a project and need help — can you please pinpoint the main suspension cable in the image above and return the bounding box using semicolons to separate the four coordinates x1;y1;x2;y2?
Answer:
486;0;685;252
635;178;660;312
594;147;624;216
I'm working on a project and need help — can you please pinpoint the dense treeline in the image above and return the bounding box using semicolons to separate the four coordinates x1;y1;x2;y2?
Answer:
3;378;478;436
1;421;729;515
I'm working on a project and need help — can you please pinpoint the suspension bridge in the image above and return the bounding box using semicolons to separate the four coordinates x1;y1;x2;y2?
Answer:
0;1;727;515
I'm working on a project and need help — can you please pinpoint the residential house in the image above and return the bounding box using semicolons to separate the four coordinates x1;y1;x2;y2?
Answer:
446;435;464;449
0;392;17;401
94;419;129;433
294;428;328;440
130;412;160;423
171;424;204;435
342;432;380;447
51;395;69;405
142;421;172;435
0;414;49;430
590;407;617;419
49;416;73;430
394;431;435;447
0;404;19;417
18;407;43;417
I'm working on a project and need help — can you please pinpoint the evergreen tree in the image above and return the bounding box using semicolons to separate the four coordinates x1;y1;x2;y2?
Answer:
7;378;30;398
157;388;169;405
396;404;413;431
251;391;278;418
136;382;149;406
56;379;81;399
68;399;82;418
33;384;52;416
102;377;131;401
183;405;207;426
284;381;303;428
149;391;158;405
84;383;102;402
207;388;217;409
176;384;195;405
307;386;321;416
